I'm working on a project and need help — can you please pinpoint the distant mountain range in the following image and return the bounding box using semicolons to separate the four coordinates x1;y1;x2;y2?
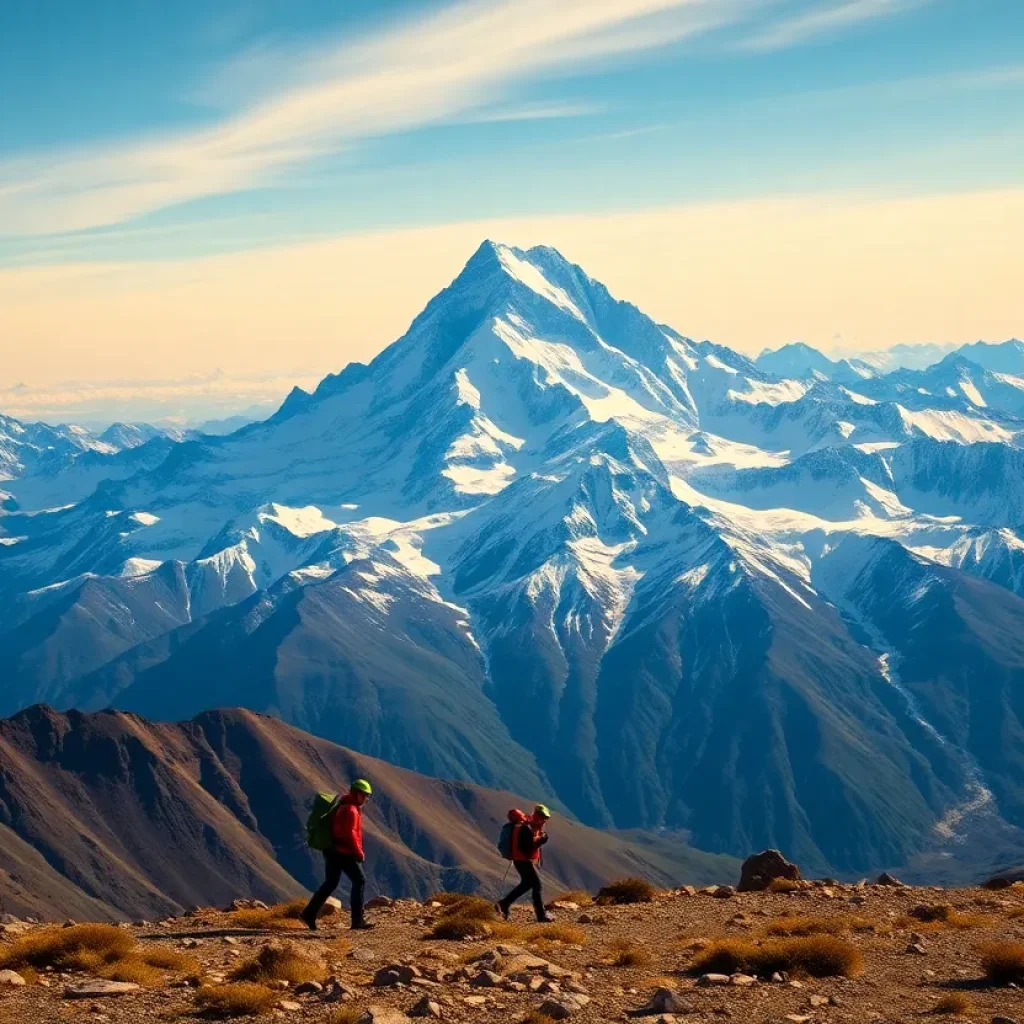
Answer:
2;241;1024;882
0;705;733;920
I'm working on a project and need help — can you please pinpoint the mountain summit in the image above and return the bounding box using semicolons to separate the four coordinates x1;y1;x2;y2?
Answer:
2;242;1024;880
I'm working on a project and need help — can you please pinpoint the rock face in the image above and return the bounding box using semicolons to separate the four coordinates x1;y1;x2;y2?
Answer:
63;980;141;998
737;850;802;892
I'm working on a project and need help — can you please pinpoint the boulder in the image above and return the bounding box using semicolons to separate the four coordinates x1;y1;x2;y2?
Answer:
293;980;323;995
637;987;694;1014
0;970;26;987
64;980;141;999
738;849;801;892
539;994;590;1019
365;896;395;909
983;877;1015;891
876;872;905;887
373;964;422;987
712;885;736;899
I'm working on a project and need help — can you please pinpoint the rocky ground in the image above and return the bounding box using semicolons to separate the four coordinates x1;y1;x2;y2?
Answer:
2;877;1024;1024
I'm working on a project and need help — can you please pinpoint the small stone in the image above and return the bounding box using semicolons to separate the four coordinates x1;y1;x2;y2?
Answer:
808;994;829;1007
322;979;358;1003
350;948;377;962
357;1008;411;1024
470;970;502;988
463;995;488;1007
538;995;590;1019
785;1017;813;1024
409;996;443;1018
293;980;323;995
373;964;422;987
697;974;731;987
770;972;787;983
729;974;757;986
713;885;736;899
277;1000;302;1011
906;942;927;956
64;981;141;999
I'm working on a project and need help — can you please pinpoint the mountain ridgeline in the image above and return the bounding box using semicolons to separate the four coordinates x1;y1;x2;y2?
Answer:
2;241;1024;882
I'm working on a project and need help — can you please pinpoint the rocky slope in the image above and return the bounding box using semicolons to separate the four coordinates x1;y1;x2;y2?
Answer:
0;705;734;921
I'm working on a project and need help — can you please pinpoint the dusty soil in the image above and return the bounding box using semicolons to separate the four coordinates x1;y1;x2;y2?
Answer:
2;881;1024;1023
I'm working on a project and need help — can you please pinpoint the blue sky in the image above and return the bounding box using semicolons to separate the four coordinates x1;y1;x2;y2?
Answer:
2;0;1022;264
0;0;1022;398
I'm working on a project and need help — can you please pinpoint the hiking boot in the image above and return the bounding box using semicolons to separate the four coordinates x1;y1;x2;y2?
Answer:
299;909;318;932
495;901;510;921
535;913;555;923
351;921;375;931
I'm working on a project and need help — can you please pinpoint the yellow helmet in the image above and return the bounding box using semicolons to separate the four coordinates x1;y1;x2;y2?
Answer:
351;779;373;795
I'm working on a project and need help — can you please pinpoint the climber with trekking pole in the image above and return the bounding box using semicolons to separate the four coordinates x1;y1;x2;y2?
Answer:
301;779;375;931
495;804;554;922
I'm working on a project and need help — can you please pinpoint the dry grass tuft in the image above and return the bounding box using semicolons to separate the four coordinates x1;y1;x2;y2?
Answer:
330;1009;365;1024
439;895;497;920
230;897;335;931
596;877;657;905
605;938;652;969
195;982;278;1017
520;1012;558;1024
98;957;165;987
525;924;587;946
549;889;594;907
978;940;1024;985
690;935;862;979
231;943;326;985
765;915;875;937
768;878;802;894
0;924;135;972
899;905;990;931
141;948;200;972
932;992;973;1015
428;915;493;940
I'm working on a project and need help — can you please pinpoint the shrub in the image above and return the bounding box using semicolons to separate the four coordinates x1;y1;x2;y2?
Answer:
438;896;496;921
596;878;657;905
605;938;651;968
428;915;492;940
978;940;1024;985
932;992;973;1015
690;936;862;979
231;943;326;985
195;982;277;1017
768;878;802;894
0;924;135;972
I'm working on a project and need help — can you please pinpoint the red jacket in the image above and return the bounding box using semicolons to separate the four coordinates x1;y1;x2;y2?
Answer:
510;811;545;863
331;793;365;860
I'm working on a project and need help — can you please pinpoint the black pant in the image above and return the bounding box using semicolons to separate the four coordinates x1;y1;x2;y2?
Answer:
501;861;545;919
304;851;365;927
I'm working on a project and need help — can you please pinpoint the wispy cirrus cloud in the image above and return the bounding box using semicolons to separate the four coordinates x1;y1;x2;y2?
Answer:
0;0;749;238
0;0;940;240
737;0;931;51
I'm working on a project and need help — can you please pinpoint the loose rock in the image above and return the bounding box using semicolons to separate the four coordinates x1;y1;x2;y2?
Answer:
738;849;802;892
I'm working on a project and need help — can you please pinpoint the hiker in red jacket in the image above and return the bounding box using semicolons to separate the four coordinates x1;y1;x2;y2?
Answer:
496;804;554;922
301;779;374;931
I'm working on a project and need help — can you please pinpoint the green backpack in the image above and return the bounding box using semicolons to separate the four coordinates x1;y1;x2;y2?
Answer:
306;792;340;851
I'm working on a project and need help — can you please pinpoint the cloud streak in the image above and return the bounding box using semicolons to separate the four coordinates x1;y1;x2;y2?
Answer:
738;0;930;51
0;0;931;239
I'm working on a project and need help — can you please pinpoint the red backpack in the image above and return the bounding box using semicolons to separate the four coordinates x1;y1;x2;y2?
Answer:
497;808;528;859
